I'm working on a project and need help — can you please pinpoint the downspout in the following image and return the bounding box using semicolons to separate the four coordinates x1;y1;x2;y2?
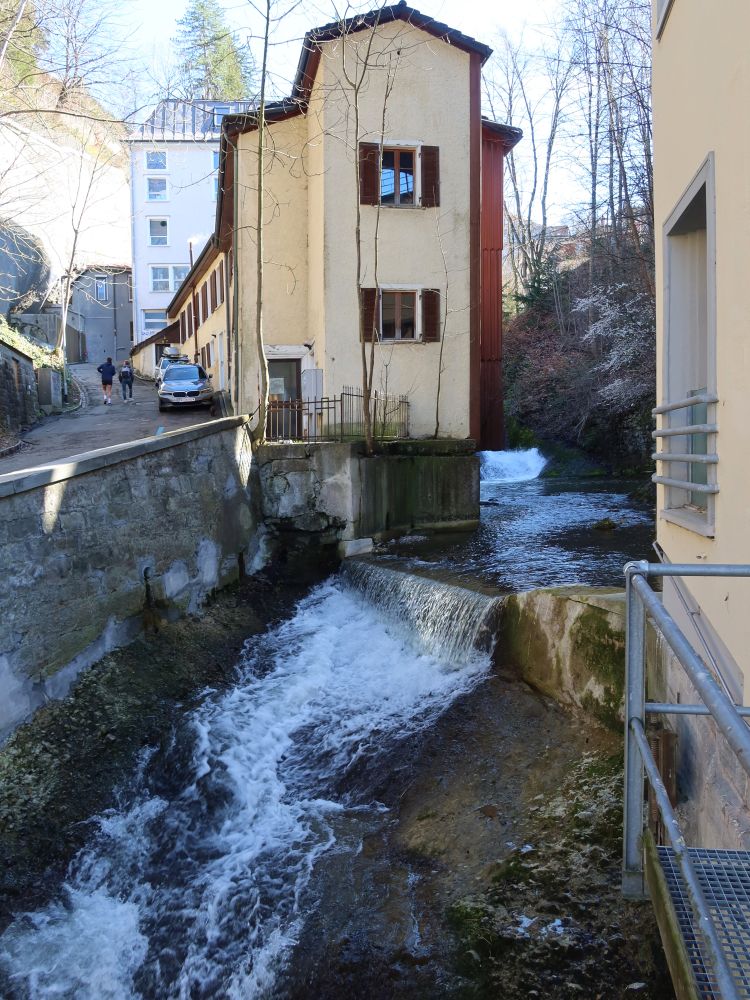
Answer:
112;271;118;358
232;140;240;412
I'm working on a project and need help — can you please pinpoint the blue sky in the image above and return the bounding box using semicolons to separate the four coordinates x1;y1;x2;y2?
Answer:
125;0;560;99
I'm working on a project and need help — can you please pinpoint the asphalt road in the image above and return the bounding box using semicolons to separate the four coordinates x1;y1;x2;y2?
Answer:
0;363;216;475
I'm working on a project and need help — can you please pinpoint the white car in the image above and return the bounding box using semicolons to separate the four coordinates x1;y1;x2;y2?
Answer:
153;353;189;385
158;364;214;411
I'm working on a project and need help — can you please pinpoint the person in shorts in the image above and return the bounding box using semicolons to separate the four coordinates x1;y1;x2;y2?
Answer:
97;357;116;405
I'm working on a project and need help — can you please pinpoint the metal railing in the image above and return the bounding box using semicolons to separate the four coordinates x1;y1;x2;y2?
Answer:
623;560;750;999
652;393;719;497
266;385;409;443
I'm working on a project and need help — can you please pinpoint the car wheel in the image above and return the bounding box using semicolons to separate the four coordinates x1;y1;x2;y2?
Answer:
158;400;166;411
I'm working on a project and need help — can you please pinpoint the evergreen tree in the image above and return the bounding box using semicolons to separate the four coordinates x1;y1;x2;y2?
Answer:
174;0;254;100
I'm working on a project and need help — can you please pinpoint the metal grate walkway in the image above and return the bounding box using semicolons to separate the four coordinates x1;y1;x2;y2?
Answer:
658;846;750;998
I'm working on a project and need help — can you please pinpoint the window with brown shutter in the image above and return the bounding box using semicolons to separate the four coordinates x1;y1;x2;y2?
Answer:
179;311;186;342
361;287;378;341
201;283;208;321
218;260;225;304
420;147;440;207
381;290;417;340
421;289;441;341
210;271;217;312
186;302;193;341
359;143;380;205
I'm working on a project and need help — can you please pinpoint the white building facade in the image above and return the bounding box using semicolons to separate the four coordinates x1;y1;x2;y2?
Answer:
128;101;251;345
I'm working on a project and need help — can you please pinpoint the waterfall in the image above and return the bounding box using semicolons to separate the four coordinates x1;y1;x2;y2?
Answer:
341;560;502;662
480;448;547;483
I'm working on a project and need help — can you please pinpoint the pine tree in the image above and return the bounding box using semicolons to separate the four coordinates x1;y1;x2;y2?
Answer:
174;0;254;100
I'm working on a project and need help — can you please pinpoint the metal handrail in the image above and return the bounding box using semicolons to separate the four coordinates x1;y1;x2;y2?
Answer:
623;560;750;998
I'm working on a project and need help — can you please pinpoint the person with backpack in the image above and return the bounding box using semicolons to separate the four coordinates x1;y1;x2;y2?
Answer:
97;357;116;405
119;360;134;401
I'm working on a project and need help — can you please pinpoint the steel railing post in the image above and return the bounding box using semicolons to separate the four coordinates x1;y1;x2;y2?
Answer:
623;560;649;899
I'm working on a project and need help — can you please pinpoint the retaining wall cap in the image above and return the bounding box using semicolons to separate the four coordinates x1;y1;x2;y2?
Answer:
0;415;250;497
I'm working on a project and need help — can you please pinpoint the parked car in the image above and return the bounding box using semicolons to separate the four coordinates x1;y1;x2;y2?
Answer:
158;364;213;411
153;352;189;385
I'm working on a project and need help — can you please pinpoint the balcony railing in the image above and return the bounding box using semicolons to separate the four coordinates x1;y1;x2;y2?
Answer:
266;385;409;443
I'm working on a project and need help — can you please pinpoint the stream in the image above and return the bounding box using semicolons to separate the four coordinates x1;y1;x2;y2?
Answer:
0;451;662;999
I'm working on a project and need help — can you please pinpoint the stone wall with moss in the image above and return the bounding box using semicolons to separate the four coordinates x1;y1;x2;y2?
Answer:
497;587;626;730
0;416;261;739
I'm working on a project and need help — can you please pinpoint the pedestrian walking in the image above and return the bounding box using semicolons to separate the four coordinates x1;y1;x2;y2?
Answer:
119;360;134;401
97;357;116;405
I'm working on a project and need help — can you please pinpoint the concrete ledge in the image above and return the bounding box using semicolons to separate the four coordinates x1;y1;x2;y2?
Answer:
0;415;250;497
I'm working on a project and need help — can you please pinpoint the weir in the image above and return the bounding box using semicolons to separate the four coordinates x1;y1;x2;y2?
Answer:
341;559;503;662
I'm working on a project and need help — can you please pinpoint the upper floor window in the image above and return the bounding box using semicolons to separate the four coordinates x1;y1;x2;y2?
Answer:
149;264;189;293
148;218;169;246
381;149;415;207
359;144;440;208
147;177;168;201
94;276;108;302
361;287;441;343
146;150;167;170
213;105;230;128
143;309;166;334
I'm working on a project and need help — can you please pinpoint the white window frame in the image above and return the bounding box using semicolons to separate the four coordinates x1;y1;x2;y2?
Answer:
94;275;108;303
145;150;167;171
656;0;676;40
379;141;421;209
659;153;717;537
149;264;190;294
146;177;168;202
213;105;230;128
147;217;170;247
378;284;421;342
142;309;167;335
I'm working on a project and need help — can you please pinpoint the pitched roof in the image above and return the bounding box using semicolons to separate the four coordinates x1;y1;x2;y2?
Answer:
130;99;255;143
292;2;493;103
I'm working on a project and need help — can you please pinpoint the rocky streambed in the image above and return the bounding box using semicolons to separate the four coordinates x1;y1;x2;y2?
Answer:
0;557;671;999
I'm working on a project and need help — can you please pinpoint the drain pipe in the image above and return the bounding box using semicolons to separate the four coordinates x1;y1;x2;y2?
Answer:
232;138;240;412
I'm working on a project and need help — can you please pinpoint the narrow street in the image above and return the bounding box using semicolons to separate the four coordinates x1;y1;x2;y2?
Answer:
0;363;216;475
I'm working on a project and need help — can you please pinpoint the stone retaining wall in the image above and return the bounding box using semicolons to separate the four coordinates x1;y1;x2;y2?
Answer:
0;416;260;737
256;438;479;544
0;343;39;432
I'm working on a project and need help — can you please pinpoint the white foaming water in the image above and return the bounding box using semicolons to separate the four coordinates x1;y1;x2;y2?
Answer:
0;576;491;1000
480;448;547;483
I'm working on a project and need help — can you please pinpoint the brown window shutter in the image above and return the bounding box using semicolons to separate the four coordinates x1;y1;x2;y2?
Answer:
422;289;441;341
210;272;216;311
361;287;379;342
179;311;185;341
218;261;225;304
186;302;193;341
421;146;440;207
359;143;380;205
201;284;208;320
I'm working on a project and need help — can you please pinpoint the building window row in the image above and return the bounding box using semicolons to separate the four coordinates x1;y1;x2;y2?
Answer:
178;260;226;344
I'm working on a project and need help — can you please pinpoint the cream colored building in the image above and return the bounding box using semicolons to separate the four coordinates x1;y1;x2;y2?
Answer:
652;0;750;843
167;4;520;444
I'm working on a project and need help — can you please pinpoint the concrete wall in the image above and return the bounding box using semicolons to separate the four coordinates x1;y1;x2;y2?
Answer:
256;439;479;544
497;587;627;731
70;270;133;364
0;416;259;738
0;342;39;432
653;0;750;694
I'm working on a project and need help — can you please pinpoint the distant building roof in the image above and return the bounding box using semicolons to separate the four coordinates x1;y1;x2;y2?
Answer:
130;99;255;143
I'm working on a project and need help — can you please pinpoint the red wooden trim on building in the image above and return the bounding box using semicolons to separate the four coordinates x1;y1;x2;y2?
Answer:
480;126;506;450
469;51;482;445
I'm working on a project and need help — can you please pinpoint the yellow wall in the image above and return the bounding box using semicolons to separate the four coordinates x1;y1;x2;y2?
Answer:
315;20;472;438
653;0;750;692
236;115;310;414
174;253;231;391
234;21;473;438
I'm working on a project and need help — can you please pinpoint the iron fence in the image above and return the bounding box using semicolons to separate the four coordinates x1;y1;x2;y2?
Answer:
266;385;409;442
